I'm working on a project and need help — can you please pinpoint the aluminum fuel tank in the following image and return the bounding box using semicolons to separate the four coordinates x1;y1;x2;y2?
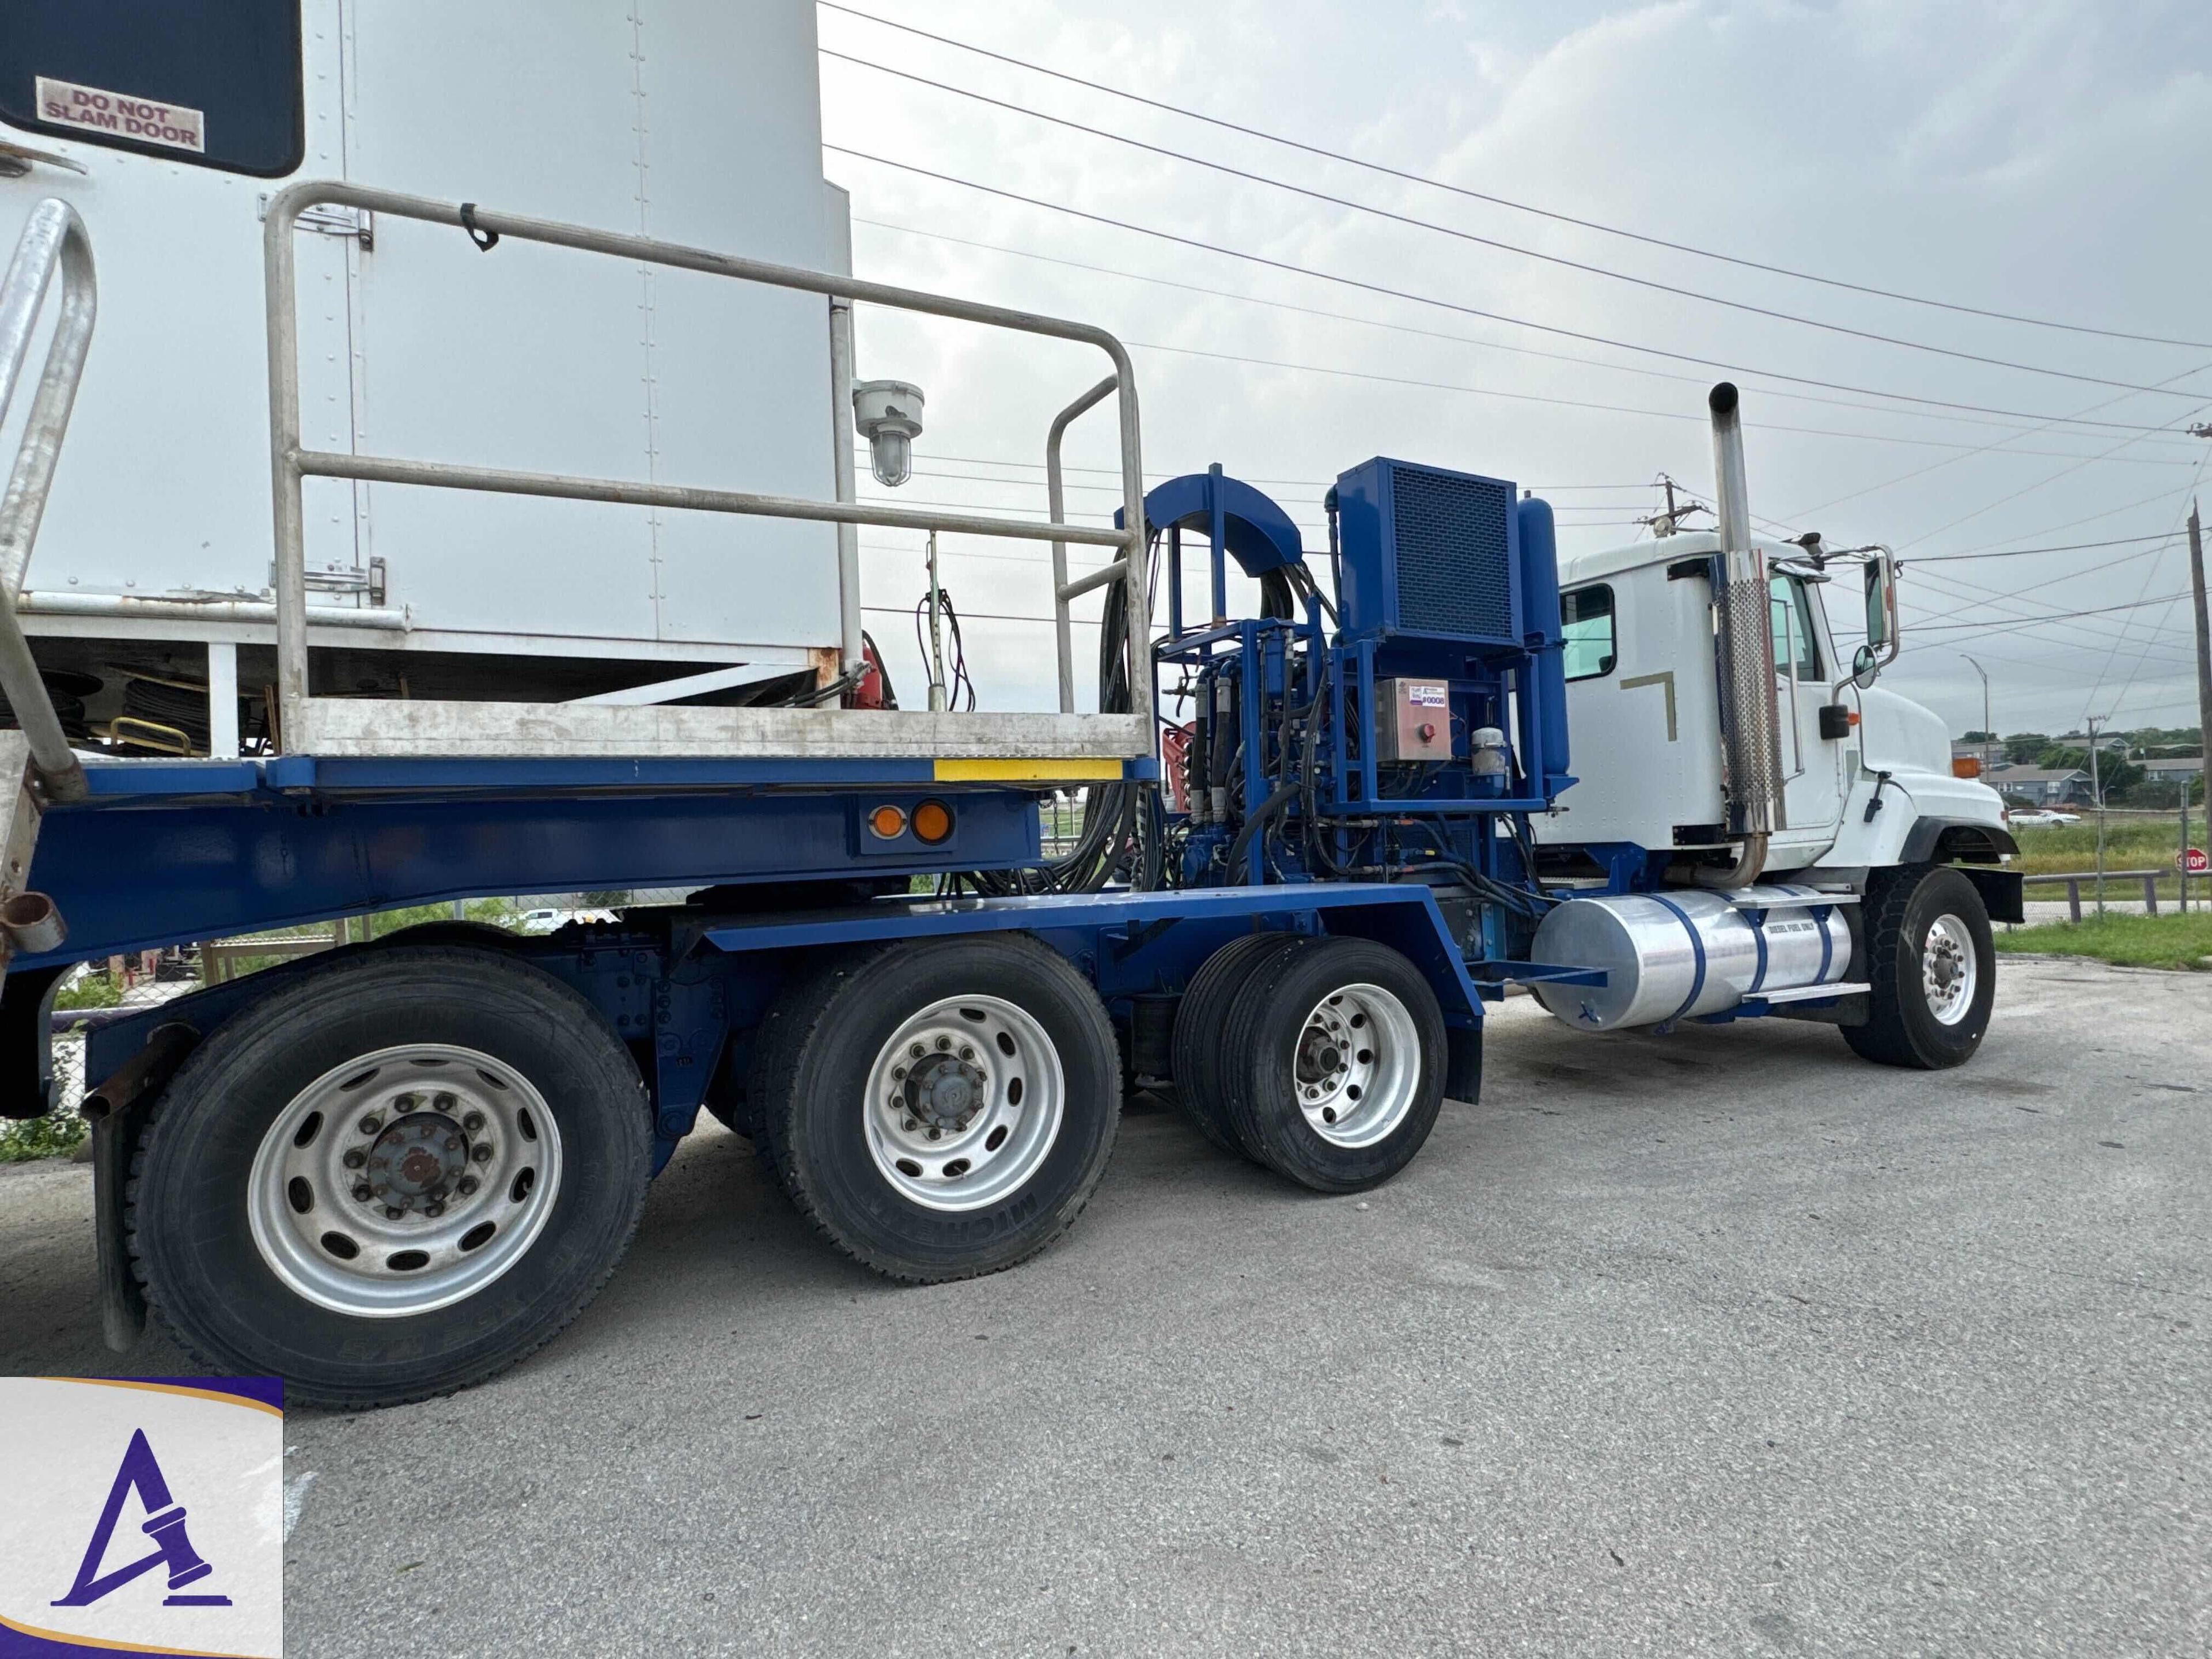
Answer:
1530;884;1853;1031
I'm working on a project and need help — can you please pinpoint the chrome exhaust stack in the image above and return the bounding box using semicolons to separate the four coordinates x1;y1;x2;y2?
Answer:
1703;382;1782;886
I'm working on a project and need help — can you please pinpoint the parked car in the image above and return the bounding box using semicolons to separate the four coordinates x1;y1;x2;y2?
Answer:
2006;809;2081;827
515;907;618;934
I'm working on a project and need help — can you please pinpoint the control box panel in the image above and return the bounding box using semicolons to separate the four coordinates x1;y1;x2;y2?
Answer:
1376;677;1455;762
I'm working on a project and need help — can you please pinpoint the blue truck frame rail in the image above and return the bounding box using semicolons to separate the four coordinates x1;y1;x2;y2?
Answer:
75;876;1568;1172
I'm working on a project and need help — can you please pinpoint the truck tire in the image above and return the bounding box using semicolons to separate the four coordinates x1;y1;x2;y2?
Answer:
727;948;878;1145
1219;936;1446;1193
1844;863;1995;1069
127;947;652;1410
1168;931;1306;1160
751;934;1120;1282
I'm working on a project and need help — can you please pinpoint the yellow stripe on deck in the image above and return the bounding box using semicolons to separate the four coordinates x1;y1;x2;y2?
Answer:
933;758;1125;782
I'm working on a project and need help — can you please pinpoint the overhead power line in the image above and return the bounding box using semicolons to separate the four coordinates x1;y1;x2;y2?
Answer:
855;215;2209;455
1909;531;2183;564
1906;561;2199;663
817;0;2209;350
1115;338;2206;459
824;47;2207;402
1779;357;2212;523
825;145;2186;437
1936;479;2212;557
1906;588;2195;635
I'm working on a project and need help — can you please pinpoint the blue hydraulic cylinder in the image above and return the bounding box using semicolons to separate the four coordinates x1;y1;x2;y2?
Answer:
1516;496;1572;798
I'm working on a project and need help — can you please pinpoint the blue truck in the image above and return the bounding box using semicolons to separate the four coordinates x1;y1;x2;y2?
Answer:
0;186;2018;1407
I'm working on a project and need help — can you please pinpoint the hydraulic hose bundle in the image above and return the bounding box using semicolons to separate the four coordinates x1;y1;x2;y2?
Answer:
955;535;1161;896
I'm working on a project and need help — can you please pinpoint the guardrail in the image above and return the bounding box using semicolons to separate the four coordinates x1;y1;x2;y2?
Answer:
0;198;93;802
264;180;1152;751
2022;869;2174;923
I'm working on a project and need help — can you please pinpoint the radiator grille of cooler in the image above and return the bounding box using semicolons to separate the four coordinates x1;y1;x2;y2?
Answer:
1388;465;1515;642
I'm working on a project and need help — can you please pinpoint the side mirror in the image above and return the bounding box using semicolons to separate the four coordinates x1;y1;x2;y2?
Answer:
1863;555;1896;652
1851;642;1881;691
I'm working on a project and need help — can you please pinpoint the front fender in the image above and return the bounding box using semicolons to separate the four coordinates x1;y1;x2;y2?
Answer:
1816;770;2011;872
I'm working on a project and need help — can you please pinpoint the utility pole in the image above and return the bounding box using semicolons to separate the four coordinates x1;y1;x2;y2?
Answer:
2190;497;2209;820
2086;713;2107;918
1645;475;1706;539
1960;653;1992;771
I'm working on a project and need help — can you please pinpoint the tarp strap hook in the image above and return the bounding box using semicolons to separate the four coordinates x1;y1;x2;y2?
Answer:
457;203;499;252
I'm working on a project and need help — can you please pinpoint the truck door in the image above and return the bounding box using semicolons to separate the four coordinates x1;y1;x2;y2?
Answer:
1770;569;1846;838
0;1;364;604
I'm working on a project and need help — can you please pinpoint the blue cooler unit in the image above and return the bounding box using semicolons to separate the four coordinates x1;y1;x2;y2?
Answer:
1334;457;1522;649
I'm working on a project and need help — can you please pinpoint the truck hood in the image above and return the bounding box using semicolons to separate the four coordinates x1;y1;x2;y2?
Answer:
1855;683;1951;779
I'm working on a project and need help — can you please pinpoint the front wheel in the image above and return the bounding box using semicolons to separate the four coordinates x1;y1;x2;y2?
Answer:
1844;863;1995;1069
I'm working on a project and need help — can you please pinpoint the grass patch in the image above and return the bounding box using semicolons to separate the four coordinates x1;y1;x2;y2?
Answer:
2012;817;2207;901
0;1108;86;1163
1997;911;2212;971
52;969;124;1012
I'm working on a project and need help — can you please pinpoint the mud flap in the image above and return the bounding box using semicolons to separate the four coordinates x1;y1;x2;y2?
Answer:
1445;1024;1483;1103
93;1104;148;1352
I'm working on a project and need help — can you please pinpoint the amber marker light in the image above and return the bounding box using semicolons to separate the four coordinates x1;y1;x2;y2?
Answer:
868;804;908;839
911;800;955;844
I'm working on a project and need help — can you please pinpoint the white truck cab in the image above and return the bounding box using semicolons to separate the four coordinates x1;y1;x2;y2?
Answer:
1525;383;2019;1073
1539;531;2012;882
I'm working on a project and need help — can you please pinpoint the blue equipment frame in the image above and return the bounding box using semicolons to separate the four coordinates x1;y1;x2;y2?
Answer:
16;462;1622;1161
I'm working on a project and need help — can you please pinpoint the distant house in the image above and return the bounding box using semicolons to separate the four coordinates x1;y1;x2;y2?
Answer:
2054;730;2131;752
1994;766;2094;807
2142;756;2204;783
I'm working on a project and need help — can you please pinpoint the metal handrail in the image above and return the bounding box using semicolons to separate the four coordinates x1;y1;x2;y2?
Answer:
1045;373;1122;713
264;180;1152;749
0;198;93;802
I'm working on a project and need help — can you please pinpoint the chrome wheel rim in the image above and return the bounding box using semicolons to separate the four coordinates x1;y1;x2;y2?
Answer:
863;995;1063;1213
1293;982;1421;1148
247;1044;564;1319
1922;913;1977;1026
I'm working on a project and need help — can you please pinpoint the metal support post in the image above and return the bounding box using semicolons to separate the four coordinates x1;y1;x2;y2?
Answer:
206;642;239;760
828;298;864;677
925;531;948;713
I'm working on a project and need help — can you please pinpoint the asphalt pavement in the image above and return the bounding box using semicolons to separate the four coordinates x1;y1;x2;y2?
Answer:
3;954;2207;1657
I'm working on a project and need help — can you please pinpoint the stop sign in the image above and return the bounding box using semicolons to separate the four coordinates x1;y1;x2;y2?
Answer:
2180;847;2210;875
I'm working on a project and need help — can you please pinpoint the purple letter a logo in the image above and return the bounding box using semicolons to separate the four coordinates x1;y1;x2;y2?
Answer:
51;1427;232;1608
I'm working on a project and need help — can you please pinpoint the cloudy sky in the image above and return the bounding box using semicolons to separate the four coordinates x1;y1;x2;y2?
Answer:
815;0;2212;738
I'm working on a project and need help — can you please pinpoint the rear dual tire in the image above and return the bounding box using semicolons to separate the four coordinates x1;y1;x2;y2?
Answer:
1168;930;1305;1159
748;935;1121;1282
1176;934;1447;1193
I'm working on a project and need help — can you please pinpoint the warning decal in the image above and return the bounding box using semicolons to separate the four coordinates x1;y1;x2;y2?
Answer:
35;75;205;154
